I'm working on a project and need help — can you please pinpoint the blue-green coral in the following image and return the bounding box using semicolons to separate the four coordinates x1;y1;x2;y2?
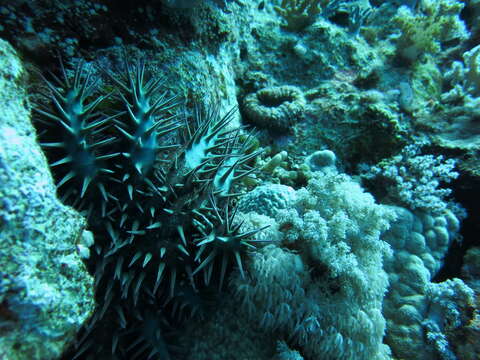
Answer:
234;170;395;360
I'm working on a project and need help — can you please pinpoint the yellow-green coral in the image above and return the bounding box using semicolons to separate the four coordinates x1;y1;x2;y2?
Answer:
464;45;480;94
411;56;443;104
274;0;323;31
393;0;468;61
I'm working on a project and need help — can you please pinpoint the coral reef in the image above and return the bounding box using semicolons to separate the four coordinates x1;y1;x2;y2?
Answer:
423;279;478;360
0;0;478;358
233;166;395;360
382;205;469;359
429;45;480;175
362;143;459;213
392;0;468;62
409;42;480;178
303;81;408;166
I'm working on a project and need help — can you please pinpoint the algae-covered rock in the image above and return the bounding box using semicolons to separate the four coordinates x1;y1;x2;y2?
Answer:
0;39;95;360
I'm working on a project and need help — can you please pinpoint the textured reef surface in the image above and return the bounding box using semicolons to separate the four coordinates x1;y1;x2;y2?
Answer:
0;0;479;359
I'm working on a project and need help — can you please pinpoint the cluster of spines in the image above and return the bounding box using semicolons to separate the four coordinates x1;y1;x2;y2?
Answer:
34;60;119;214
35;57;265;360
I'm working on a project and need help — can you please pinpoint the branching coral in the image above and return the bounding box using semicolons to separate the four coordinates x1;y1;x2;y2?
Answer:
34;56;265;359
362;144;458;213
274;0;350;31
392;0;468;61
423;279;477;360
444;45;480;97
274;0;324;31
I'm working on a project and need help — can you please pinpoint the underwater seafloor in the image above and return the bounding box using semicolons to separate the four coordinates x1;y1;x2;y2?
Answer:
0;0;479;359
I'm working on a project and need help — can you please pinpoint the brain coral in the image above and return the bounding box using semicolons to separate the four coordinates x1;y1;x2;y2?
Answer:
242;85;306;132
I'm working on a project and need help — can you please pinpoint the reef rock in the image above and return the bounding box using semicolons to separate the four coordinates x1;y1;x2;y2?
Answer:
0;39;95;360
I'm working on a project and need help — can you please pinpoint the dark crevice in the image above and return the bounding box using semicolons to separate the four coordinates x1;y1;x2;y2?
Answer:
433;173;480;282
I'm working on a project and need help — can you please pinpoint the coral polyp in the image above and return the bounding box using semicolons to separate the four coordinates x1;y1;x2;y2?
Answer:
34;56;264;359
